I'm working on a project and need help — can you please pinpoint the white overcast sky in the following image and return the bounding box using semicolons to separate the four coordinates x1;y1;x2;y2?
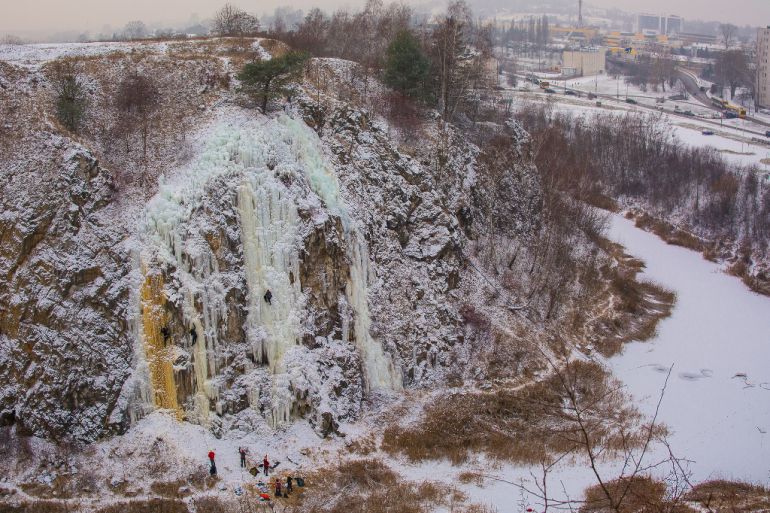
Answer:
1;0;769;37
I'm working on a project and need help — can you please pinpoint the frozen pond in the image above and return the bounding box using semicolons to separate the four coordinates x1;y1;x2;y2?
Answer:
607;214;770;483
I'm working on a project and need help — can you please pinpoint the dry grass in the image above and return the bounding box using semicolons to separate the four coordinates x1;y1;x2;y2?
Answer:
346;435;377;456
458;471;484;487
292;458;457;513
94;499;189;513
0;502;71;513
150;478;193;498
686;480;770;512
630;211;705;252
382;361;644;465
581;476;696;513
572;238;676;358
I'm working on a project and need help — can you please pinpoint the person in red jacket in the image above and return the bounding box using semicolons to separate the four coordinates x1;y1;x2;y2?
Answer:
208;450;217;476
263;454;270;476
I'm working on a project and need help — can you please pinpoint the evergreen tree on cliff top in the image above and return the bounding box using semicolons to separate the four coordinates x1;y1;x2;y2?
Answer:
383;30;429;99
238;51;309;113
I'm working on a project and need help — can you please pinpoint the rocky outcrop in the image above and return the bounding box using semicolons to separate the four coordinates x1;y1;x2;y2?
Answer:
0;45;545;442
0;136;132;441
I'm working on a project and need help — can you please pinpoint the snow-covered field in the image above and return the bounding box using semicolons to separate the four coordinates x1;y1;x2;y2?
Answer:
607;214;770;483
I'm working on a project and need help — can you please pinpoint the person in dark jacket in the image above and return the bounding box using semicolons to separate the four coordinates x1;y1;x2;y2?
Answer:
239;447;248;468
286;476;293;494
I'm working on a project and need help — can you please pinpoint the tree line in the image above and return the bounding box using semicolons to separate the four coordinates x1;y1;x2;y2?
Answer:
515;104;770;269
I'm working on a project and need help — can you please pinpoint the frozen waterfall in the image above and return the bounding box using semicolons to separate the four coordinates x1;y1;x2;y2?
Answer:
135;113;401;430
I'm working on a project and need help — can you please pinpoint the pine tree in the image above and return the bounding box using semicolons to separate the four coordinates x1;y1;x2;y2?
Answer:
237;51;309;113
383;30;429;99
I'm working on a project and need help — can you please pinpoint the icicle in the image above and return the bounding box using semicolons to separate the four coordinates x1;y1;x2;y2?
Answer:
278;115;403;392
138;263;183;419
237;170;304;426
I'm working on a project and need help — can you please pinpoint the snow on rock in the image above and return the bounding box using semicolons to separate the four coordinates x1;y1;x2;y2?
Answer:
0;44;545;446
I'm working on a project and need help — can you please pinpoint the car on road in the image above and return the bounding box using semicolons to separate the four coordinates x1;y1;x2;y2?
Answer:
544;88;556;93
725;112;738;119
625;98;638;105
565;90;577;96
683;110;695;116
702;130;715;135
596;101;603;107
765;130;770;138
588;92;597;100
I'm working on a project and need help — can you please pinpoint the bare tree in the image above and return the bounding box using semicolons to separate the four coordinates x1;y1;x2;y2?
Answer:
115;72;160;161
213;3;259;37
430;0;476;121
719;23;737;50
123;20;147;40
716;49;751;99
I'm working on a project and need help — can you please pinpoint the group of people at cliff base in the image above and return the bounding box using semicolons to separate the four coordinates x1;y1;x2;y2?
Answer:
220;447;304;500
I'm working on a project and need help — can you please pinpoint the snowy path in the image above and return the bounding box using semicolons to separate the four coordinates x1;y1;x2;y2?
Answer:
607;214;770;482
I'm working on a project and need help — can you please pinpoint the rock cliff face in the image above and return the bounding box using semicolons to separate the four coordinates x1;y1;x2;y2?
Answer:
0;135;132;441
0;42;543;442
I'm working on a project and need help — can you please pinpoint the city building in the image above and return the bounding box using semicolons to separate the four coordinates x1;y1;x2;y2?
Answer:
562;48;606;76
677;32;718;45
550;26;600;44
635;14;684;35
757;27;770;109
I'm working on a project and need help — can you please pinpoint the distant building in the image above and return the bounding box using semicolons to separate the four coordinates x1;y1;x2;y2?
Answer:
677;32;718;45
562;48;606;76
665;16;684;35
637;14;662;34
550;26;600;44
757;27;770;109
635;14;684;35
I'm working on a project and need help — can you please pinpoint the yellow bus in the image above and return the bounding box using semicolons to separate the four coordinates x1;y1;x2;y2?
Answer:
726;103;747;118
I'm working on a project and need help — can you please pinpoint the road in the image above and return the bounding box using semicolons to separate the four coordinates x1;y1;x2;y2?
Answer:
509;74;770;144
511;72;770;141
677;67;770;129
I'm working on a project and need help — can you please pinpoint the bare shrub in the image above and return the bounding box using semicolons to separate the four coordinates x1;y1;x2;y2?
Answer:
686;480;770;512
294;458;452;513
382;361;644;465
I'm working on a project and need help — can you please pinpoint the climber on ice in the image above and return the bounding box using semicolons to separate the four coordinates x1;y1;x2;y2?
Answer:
190;325;198;344
264;290;272;305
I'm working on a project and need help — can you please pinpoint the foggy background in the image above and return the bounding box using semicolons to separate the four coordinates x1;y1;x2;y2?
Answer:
2;0;769;41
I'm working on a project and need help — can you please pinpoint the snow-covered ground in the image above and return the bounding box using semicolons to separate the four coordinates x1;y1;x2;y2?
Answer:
607;214;770;483
400;214;770;511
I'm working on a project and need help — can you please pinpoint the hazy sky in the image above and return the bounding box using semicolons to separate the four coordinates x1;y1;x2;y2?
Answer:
2;0;769;38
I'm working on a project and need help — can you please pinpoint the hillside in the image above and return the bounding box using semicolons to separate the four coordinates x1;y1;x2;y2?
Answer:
0;38;680;512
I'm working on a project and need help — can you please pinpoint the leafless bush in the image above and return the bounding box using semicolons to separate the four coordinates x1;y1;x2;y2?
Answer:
294;458;454;513
382;361;644;465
